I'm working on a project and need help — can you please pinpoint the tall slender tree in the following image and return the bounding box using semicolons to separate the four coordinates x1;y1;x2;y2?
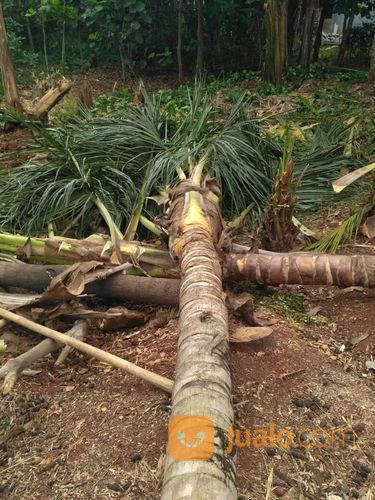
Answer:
176;0;183;82
369;32;375;82
312;0;332;62
0;1;23;116
196;0;204;73
299;0;316;67
337;0;357;65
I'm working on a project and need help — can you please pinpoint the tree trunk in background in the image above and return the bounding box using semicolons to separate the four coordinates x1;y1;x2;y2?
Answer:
290;0;304;60
176;0;183;82
337;3;356;66
299;0;315;67
312;1;328;62
26;18;35;52
264;0;288;85
0;2;23;116
279;0;288;72
41;17;49;73
369;33;375;82
61;0;66;67
196;0;204;73
161;168;236;498
119;42;126;82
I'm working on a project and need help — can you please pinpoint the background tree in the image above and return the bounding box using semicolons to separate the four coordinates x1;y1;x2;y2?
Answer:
0;0;374;87
264;0;288;85
196;0;203;73
176;0;183;82
336;0;375;66
312;0;332;62
370;32;375;81
0;0;23;115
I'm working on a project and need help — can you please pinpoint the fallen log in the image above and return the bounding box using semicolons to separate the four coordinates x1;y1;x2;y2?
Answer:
0;307;173;393
0;263;180;306
224;252;375;287
1;251;375;308
161;167;236;498
0;320;87;395
28;79;72;122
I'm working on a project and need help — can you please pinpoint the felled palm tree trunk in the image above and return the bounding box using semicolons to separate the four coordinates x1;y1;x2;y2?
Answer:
161;165;236;498
1;252;375;301
225;252;375;287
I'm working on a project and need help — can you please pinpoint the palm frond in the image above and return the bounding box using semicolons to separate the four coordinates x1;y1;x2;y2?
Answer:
0;84;363;238
310;203;373;253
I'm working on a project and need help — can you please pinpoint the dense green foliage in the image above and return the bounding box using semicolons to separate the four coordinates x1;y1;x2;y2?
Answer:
1;0;374;81
1;0;264;75
0;84;360;238
0;3;374;251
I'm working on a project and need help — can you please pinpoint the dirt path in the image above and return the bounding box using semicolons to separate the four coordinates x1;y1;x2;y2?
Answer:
0;284;374;499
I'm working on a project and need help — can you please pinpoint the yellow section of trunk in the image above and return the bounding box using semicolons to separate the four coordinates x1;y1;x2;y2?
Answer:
180;192;211;234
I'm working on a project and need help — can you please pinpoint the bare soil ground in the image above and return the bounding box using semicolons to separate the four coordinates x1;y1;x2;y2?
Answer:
0;279;374;500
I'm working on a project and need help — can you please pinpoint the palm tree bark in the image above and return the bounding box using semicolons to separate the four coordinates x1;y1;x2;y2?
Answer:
0;262;180;305
225;252;375;287
161;169;236;498
1;250;375;299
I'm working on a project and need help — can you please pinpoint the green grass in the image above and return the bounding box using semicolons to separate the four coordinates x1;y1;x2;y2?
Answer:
260;291;329;327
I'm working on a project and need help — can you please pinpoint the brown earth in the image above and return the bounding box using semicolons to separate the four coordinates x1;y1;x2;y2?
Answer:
0;282;374;500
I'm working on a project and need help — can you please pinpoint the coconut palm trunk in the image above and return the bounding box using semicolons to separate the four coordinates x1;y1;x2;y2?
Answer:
2;251;375;301
161;165;236;498
225;252;375;287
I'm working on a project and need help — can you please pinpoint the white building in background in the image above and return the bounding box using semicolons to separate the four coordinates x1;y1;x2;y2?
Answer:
324;13;373;35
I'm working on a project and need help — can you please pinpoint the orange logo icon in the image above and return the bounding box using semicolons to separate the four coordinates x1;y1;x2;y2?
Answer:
168;415;215;461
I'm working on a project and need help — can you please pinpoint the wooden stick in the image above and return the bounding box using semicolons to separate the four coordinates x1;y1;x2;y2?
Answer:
0;307;173;393
0;320;87;395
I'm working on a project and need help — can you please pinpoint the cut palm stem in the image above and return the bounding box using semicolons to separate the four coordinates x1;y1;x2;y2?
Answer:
225;252;375;287
139;215;162;236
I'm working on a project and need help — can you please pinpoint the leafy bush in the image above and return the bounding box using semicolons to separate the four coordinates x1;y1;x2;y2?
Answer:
90;89;133;117
4;17;38;67
348;23;375;65
286;62;328;81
